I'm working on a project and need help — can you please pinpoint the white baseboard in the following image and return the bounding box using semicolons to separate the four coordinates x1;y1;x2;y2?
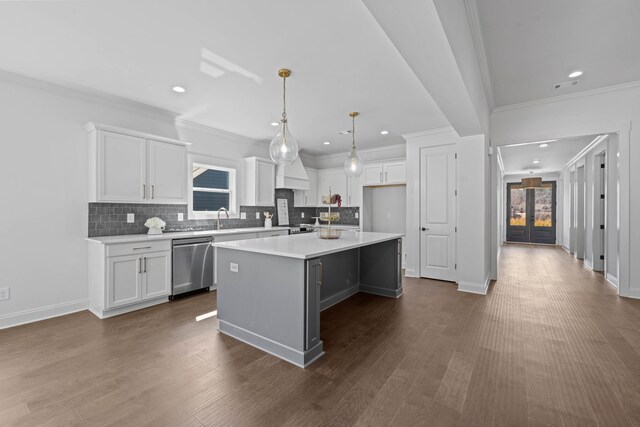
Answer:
606;273;619;288
404;268;418;278
625;288;640;299
562;245;571;253
0;299;88;330
584;259;594;270
458;275;490;295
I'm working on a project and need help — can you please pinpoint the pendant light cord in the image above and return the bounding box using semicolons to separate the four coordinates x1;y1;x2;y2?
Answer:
282;76;287;122
352;114;356;152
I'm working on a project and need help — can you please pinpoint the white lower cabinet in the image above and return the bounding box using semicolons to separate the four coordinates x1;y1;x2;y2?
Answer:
89;240;171;318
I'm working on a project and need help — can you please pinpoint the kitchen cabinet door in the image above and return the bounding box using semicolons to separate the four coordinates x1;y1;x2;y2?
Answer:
243;157;275;206
306;170;318;206
384;161;406;185
107;255;142;308
317;170;347;205
141;251;171;300
305;259;322;350
148;140;187;203
347;175;362;207
98;131;147;202
362;164;383;186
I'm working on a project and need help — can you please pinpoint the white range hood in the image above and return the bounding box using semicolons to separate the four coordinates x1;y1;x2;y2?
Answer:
275;156;310;190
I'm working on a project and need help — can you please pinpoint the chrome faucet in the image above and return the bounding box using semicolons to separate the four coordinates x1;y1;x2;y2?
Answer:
216;207;229;230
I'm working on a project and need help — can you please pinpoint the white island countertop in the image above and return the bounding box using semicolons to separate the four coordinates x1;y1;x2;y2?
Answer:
213;231;403;259
86;226;291;244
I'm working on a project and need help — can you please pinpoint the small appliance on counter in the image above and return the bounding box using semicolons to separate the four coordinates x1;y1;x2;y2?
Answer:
289;224;315;234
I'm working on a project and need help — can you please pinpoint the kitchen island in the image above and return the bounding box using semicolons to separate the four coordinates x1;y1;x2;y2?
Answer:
214;231;403;367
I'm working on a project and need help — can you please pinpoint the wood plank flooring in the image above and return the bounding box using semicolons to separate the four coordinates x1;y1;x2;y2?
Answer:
2;244;640;426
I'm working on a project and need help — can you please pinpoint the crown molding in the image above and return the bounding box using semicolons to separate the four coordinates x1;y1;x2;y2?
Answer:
0;68;179;120
173;118;259;144
493;80;640;113
464;0;495;110
402;126;457;140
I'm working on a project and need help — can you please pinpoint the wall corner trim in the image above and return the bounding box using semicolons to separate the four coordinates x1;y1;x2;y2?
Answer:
458;275;490;295
0;299;89;330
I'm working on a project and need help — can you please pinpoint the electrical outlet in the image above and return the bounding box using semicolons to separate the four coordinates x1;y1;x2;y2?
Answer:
256;212;260;219
127;213;135;223
301;212;305;218
355;212;359;219
240;212;246;219
0;287;9;301
230;263;239;273
177;213;184;221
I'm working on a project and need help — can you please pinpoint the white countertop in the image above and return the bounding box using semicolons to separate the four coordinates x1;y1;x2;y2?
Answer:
86;226;291;244
213;231;403;259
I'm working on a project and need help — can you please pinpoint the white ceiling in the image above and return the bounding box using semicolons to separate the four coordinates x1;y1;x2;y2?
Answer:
499;135;597;175
477;0;640;107
0;1;450;155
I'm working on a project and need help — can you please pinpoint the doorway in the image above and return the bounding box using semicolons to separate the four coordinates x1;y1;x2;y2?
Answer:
506;181;556;244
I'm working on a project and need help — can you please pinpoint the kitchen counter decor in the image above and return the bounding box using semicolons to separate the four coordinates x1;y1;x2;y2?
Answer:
144;217;166;235
318;188;341;239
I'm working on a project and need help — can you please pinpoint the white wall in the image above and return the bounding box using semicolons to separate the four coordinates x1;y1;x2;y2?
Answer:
405;128;490;293
490;83;637;298
0;72;267;328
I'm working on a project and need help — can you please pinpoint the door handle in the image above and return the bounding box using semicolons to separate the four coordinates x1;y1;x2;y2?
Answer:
421;227;429;231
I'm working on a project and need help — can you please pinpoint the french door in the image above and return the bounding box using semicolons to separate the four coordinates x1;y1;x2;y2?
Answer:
506;181;556;244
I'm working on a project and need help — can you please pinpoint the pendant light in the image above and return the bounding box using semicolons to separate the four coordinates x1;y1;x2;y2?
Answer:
344;112;363;177
521;171;542;188
269;68;299;165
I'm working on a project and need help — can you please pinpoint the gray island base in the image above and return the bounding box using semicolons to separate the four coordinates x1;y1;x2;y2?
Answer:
214;232;403;368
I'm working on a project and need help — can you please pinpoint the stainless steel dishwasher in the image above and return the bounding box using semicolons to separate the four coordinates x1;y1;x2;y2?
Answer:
171;236;214;298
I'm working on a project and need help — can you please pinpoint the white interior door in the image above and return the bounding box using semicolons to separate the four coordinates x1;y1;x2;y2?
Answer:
420;145;456;281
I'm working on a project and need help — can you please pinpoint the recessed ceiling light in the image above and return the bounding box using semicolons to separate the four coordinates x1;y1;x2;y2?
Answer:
270;122;279;127
539;143;548;148
323;141;331;145
380;130;389;135
532;160;540;164
172;86;186;93
568;70;583;78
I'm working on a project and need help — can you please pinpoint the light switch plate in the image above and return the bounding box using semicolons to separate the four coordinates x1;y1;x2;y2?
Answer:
0;287;9;301
301;212;305;218
177;213;184;221
230;263;239;273
355;212;359;219
126;213;134;223
256;212;260;219
240;212;246;219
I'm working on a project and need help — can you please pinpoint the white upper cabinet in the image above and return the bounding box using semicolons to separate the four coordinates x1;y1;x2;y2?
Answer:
347;174;362;207
148;140;187;203
362;161;406;186
87;123;190;204
383;161;407;185
97;131;147;202
317;169;348;206
294;168;318;207
243;157;275;206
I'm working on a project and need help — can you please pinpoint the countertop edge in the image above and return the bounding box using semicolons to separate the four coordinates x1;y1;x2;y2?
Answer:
85;226;291;244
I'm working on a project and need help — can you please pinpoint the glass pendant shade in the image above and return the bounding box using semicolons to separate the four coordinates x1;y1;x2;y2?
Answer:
344;148;363;177
344;111;363;177
269;120;299;165
269;68;299;165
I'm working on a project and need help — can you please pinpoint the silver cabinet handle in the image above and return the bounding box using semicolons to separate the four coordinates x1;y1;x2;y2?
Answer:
379;171;382;183
138;258;142;274
151;185;155;199
133;246;151;250
318;262;323;286
305;195;308;205
385;171;388;182
349;195;351;205
143;257;147;273
143;184;146;199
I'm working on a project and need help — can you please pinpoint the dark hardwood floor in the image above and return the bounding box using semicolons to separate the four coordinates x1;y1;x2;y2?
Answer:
2;244;640;426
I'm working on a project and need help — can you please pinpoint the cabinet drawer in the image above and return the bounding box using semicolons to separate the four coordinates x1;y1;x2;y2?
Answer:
106;240;171;257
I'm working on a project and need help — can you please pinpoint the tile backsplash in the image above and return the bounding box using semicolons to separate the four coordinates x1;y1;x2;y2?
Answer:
88;189;359;237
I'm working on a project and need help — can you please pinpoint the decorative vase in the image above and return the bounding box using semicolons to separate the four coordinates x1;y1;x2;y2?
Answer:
265;218;272;228
147;227;162;235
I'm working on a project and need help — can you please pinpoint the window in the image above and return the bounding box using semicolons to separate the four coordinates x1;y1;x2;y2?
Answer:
190;162;237;218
